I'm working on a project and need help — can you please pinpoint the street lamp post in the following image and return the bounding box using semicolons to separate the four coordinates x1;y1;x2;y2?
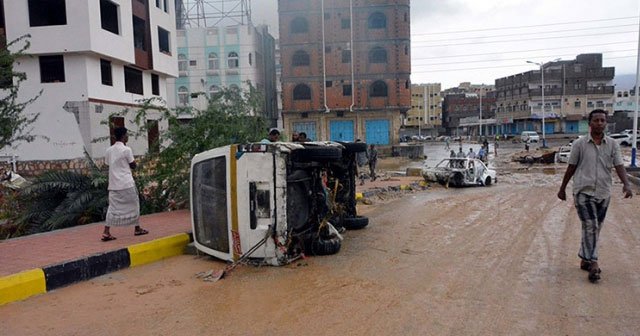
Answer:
479;84;483;138
527;59;560;148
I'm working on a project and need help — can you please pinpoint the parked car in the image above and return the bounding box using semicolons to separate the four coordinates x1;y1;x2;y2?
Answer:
609;133;633;146
190;141;368;266
520;131;540;143
422;158;496;187
556;145;572;163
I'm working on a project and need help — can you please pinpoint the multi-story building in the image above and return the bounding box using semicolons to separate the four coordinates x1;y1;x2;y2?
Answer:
442;90;496;137
278;0;411;144
1;0;177;173
612;88;639;132
406;83;442;137
167;19;278;126
495;54;614;135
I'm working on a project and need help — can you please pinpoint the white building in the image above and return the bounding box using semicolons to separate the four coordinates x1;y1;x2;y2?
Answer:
167;23;277;126
1;0;177;165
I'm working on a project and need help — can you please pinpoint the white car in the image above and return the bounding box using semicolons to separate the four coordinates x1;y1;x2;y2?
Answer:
521;131;540;143
609;133;633;146
422;158;496;187
557;145;572;163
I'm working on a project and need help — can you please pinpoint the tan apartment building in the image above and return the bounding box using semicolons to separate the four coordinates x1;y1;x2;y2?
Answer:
406;83;442;137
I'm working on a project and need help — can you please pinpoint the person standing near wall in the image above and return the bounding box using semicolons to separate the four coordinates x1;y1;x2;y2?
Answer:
102;127;148;241
368;144;378;182
557;109;633;283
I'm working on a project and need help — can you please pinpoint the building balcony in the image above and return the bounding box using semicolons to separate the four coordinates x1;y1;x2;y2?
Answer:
529;88;564;97
586;86;614;95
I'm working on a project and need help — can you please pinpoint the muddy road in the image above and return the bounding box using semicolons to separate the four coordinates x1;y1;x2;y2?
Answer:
3;143;640;335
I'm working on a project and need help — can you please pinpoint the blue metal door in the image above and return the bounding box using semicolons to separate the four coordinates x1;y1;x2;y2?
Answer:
544;122;555;134
329;120;354;142
566;121;579;134
292;121;317;141
365;119;390;145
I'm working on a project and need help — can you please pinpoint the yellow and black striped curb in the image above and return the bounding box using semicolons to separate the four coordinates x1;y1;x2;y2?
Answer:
0;233;192;306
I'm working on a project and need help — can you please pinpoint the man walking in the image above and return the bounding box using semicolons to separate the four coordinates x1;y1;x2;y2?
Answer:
557;109;633;283
102;127;148;241
368;144;378;181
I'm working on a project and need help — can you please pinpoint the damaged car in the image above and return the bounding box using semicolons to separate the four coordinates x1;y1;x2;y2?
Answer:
190;141;368;266
422;158;497;187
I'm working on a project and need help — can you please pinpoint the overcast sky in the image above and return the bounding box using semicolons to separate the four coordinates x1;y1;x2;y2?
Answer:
250;0;640;90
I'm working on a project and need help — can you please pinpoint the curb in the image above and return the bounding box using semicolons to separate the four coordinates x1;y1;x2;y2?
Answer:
0;232;193;306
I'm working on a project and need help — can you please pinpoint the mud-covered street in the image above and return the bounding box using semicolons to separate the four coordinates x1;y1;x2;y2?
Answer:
2;141;640;335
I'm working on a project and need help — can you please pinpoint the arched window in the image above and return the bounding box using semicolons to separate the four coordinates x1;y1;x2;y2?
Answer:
209;85;220;97
227;52;239;68
178;86;189;105
292;50;310;66
293;84;311;100
208;52;219;70
369;47;387;63
290;17;309;33
178;54;187;71
368;12;386;29
370;81;388;97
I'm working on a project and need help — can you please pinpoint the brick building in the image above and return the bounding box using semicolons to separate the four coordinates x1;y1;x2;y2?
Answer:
442;91;496;137
278;0;411;144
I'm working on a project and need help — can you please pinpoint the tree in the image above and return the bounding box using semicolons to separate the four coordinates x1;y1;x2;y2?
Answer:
0;35;41;149
14;154;108;233
108;84;267;213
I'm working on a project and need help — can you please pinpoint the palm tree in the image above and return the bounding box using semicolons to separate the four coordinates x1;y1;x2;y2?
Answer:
17;157;108;232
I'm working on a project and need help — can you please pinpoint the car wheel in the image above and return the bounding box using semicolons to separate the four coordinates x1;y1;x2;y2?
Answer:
338;141;367;153
291;146;342;162
621;141;629;146
484;176;492;186
303;234;342;256
342;215;369;230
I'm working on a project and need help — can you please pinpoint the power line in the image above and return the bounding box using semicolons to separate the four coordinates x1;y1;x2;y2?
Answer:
410;55;638;73
413;50;637;67
411;41;637;60
414;16;639;36
414;30;638;48
412;24;637;44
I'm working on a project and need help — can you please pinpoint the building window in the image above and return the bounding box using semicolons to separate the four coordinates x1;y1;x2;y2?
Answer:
133;16;146;50
574;101;581;108
342;50;351;63
39;55;65;83
369;47;387;63
163;0;169;13
343;84;352;96
100;59;112;86
100;0;119;35
209;85;220;97
248;53;252;66
151;74;159;95
208;53;219;69
158;27;170;54
326;81;332;88
292;50;310;66
227;52;239;68
368;12;386;29
124;66;143;95
370;80;388;97
293;84;311;100
28;0;67;27
178;86;188;105
189;60;197;67
178;54;187;71
404;45;408;55
341;18;350;29
291;17;309;34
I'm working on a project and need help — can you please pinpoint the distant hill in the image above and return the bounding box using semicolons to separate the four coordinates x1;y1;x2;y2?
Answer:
613;74;637;91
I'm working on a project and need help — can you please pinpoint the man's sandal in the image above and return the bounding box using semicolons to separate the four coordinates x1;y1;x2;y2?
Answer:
588;263;602;283
101;234;117;242
134;229;149;236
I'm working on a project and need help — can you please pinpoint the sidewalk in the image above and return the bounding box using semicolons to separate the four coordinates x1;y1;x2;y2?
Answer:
0;174;424;305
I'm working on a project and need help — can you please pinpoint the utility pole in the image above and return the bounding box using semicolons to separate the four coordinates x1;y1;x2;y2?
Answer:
479;84;483;138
